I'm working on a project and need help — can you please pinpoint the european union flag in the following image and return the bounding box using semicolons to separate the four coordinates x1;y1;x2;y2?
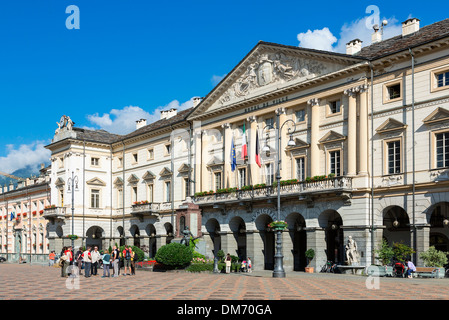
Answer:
10;212;15;221
231;136;236;172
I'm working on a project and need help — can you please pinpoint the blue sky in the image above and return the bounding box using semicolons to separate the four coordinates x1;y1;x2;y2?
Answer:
0;0;448;173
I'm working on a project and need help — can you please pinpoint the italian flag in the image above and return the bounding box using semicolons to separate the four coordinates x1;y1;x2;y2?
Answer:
255;129;261;167
241;123;248;160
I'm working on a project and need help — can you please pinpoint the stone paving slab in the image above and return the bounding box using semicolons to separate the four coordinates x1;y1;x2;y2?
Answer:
0;263;448;301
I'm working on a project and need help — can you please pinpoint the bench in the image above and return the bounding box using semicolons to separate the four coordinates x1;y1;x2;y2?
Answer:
337;265;366;275
413;267;440;278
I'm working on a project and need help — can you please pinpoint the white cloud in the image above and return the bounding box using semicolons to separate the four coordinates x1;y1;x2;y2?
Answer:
0;141;51;174
211;74;227;86
86;97;196;135
297;27;337;52
297;15;404;53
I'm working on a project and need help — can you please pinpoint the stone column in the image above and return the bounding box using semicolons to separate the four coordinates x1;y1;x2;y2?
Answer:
248;116;260;185
415;224;430;266
222;123;232;188
344;88;357;176
201;130;210;191
306;228;326;272
283;230;294;271
246;230;264;271
194;131;202;193
219;231;238;257
308;98;320;177
358;85;369;175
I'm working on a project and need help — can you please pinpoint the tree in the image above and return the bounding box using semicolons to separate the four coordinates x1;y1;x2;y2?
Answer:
375;239;394;266
392;242;415;262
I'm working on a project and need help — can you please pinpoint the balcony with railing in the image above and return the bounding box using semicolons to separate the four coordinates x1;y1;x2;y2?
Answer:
193;176;353;206
43;206;66;221
130;201;170;221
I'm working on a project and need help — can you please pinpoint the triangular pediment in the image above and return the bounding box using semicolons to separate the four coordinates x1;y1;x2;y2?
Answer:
55;177;65;186
86;177;106;186
207;157;223;167
423;107;449;125
159;167;172;177
142;171;156;180
113;177;123;186
319;131;346;144
376;118;407;134
188;42;364;120
127;174;139;183
178;163;191;173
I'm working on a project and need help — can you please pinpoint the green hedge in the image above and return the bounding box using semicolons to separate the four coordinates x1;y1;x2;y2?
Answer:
155;242;193;269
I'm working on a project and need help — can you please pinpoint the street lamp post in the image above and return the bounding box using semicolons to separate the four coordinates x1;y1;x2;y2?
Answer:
67;171;79;253
263;112;296;278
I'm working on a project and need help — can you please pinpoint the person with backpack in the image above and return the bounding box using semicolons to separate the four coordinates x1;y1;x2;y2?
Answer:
122;245;132;276
112;245;120;277
83;247;92;278
101;249;111;278
75;247;83;276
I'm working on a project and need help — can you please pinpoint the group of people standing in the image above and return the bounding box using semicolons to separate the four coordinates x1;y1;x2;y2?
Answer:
58;245;136;278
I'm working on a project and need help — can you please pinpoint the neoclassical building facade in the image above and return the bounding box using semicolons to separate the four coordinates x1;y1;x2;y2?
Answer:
5;17;449;270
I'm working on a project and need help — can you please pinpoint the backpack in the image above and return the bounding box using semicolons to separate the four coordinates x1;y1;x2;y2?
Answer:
125;248;131;260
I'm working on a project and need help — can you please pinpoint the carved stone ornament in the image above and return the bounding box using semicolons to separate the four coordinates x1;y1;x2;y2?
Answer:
219;51;326;105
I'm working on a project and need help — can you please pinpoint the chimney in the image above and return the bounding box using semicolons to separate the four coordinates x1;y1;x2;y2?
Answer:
136;119;147;130
193;97;202;107
372;24;382;43
160;108;178;120
346;39;362;55
402;18;420;36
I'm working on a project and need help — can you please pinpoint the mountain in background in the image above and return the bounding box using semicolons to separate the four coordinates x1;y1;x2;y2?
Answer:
0;163;48;188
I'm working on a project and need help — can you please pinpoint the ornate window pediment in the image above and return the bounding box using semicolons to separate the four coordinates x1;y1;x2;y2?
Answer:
127;174;139;184
178;163;191;173
55;177;65;187
113;177;123;186
423;107;449;125
319;131;346;144
159;167;172;177
142;171;156;180
86;177;106;186
376;118;407;134
287;137;310;150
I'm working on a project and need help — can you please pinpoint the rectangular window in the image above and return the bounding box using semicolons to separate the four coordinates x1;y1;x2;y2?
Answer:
265;117;274;128
387;84;401;100
295;109;305;122
148;148;154;160
329;150;341;176
133;153;138;163
165;144;171;155
165;181;171;202
132;186;138;203
118;157;123;167
148;184;154;203
91;189;100;208
214;172;222;191
117;189;123;208
265;163;274;186
436;132;449;168
437;71;449;88
184;178;190;199
91;157;99;166
329;100;341;114
296;157;305;181
387;140;401;174
238;168;246;188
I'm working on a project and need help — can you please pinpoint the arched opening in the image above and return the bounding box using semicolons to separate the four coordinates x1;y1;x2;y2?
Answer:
117;226;125;247
285;212;306;271
165;223;174;244
383;206;410;247
320;210;344;264
229;216;246;261
429;202;449;252
145;224;157;258
255;214;274;270
130;225;140;248
205;218;221;259
86;226;104;250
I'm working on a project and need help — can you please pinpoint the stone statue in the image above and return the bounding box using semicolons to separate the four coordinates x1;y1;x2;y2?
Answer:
345;236;359;265
180;226;200;247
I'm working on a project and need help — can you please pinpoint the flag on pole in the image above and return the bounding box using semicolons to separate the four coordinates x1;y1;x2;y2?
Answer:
231;135;237;172
10;212;15;221
241;123;248;160
255;129;261;168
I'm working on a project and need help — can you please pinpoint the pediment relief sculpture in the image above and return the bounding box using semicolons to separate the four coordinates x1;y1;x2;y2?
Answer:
219;51;327;106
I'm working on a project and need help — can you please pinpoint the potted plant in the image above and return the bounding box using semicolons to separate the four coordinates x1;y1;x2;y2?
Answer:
305;249;315;273
268;221;288;231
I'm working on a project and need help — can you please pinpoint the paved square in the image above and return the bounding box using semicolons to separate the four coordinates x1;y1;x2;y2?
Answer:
0;263;448;300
